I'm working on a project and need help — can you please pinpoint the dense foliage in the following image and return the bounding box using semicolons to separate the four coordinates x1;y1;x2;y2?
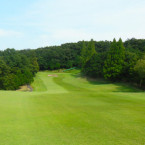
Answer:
35;43;82;70
0;38;145;90
81;38;145;89
103;38;125;80
0;49;39;90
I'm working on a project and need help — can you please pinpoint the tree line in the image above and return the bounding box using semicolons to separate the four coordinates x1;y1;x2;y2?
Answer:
0;38;145;90
81;38;145;89
0;49;39;90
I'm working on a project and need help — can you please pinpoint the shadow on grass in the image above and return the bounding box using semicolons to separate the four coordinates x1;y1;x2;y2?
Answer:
71;72;144;93
53;75;90;93
112;82;144;93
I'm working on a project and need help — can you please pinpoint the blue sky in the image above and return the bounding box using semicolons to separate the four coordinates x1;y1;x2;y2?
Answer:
0;0;145;50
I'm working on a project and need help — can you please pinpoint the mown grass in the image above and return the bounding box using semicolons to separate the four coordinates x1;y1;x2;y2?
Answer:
0;70;145;145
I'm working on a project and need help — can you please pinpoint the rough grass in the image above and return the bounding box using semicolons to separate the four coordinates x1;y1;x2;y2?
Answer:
0;70;145;145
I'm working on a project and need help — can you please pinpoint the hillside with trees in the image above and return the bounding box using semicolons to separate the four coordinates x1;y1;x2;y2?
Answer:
0;38;145;90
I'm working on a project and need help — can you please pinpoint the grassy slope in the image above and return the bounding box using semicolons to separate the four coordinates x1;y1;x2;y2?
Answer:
0;70;145;145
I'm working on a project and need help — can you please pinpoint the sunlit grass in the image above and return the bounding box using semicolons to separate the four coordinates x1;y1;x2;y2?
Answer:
0;70;145;145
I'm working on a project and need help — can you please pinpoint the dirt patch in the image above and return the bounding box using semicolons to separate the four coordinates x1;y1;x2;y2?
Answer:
17;84;33;92
48;74;58;77
27;85;33;92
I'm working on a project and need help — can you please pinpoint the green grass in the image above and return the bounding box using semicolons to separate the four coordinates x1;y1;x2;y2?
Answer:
0;70;145;145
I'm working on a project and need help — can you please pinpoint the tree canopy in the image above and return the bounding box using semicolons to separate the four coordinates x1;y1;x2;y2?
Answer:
0;38;145;90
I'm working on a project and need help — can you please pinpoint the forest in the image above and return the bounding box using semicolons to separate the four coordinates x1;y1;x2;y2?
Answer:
0;38;145;90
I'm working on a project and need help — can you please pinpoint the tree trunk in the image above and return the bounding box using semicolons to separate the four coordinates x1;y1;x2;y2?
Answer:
140;79;142;88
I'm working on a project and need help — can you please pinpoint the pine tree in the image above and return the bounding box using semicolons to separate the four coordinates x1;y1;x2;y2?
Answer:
103;38;125;80
81;39;96;73
80;41;88;65
87;39;96;60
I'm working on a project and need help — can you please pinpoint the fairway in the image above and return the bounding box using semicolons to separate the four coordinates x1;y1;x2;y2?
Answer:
0;70;145;145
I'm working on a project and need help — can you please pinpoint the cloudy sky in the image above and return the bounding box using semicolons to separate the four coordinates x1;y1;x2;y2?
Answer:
0;0;145;50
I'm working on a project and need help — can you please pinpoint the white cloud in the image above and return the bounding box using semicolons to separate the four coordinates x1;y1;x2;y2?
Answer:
1;0;145;49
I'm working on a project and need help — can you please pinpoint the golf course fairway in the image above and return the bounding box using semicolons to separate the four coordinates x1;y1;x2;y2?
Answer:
0;70;145;145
